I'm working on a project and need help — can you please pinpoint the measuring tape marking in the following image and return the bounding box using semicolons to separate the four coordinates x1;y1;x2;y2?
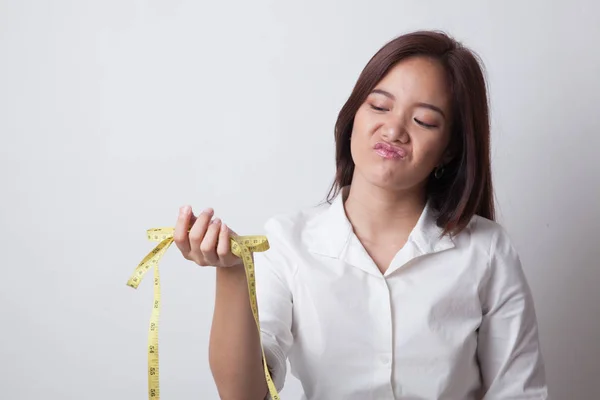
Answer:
127;227;280;400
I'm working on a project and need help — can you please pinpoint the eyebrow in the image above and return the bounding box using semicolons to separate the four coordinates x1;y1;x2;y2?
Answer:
370;89;446;118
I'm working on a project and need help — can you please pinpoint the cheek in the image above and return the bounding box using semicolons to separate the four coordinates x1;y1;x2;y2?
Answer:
350;112;372;157
350;129;374;165
352;107;376;134
413;135;449;166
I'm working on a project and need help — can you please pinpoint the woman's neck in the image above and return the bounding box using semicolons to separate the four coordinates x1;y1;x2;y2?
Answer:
342;179;426;245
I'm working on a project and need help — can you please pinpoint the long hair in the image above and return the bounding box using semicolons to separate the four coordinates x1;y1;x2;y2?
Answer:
325;30;494;236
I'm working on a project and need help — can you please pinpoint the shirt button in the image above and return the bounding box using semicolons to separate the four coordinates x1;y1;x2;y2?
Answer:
381;354;392;365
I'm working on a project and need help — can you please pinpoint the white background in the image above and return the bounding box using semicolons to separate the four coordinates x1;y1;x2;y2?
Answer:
1;1;599;399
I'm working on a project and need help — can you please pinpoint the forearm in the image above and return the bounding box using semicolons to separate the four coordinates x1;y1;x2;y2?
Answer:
209;265;268;400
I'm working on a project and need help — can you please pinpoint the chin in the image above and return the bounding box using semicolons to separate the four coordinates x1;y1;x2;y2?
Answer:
353;158;419;190
362;172;409;192
365;163;426;191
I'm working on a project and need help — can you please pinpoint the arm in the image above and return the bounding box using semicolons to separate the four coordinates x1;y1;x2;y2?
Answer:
209;218;294;400
253;219;295;398
477;228;549;399
173;207;292;399
209;264;269;400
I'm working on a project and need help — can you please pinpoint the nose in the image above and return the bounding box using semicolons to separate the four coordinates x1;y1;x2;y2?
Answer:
381;119;409;144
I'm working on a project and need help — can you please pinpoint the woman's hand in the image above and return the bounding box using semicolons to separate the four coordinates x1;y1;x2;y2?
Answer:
173;205;243;268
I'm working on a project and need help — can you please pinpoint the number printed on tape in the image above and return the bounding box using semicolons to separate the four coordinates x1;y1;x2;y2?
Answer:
127;228;280;400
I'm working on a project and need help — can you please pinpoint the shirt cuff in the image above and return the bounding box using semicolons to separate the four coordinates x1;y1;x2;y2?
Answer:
261;331;287;399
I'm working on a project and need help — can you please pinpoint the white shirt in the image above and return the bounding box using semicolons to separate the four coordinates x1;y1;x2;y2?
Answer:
254;186;548;400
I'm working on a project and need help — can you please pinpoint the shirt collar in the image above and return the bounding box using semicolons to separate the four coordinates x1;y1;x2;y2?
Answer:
306;185;455;276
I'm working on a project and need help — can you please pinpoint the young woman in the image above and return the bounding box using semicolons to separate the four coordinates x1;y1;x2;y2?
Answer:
174;30;549;400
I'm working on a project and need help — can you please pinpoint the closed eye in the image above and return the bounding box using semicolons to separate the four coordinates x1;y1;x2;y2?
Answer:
414;118;438;129
369;104;388;112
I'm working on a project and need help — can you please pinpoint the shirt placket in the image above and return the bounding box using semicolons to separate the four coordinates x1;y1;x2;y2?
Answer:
372;276;395;399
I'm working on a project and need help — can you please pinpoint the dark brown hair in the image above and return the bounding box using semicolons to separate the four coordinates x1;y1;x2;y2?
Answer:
325;30;495;236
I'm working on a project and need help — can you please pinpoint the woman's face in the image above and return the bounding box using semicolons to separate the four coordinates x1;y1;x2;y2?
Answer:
350;56;453;193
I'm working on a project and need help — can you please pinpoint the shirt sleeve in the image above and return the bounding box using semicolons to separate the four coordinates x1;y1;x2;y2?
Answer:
254;217;295;399
477;227;549;399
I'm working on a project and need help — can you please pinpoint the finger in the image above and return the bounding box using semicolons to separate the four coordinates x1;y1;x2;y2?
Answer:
228;226;239;239
216;222;232;262
188;207;214;254
173;205;194;255
200;218;221;264
188;211;197;228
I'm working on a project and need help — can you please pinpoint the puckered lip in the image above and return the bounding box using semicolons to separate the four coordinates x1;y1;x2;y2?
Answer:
373;142;408;158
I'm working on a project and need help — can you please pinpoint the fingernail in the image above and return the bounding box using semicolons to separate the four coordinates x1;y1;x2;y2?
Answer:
211;218;221;225
202;208;214;215
180;205;190;214
221;223;227;231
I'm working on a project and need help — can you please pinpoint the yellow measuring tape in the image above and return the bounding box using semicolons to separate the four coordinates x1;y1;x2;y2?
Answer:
127;227;280;400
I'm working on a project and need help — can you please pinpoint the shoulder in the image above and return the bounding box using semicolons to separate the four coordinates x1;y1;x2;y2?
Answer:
460;214;519;261
262;200;331;247
462;215;529;303
254;201;331;280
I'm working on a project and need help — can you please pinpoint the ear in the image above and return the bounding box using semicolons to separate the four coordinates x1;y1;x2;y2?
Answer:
440;148;454;166
441;134;460;165
443;152;453;165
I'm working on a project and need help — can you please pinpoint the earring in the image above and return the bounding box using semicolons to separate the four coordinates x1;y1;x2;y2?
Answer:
434;165;445;179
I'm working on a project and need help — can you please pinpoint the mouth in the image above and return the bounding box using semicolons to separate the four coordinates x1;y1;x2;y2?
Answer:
373;142;407;160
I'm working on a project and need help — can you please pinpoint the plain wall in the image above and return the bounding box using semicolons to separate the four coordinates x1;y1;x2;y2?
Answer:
1;0;599;398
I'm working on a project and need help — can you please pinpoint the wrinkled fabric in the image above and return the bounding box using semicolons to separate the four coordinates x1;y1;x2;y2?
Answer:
255;186;548;400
